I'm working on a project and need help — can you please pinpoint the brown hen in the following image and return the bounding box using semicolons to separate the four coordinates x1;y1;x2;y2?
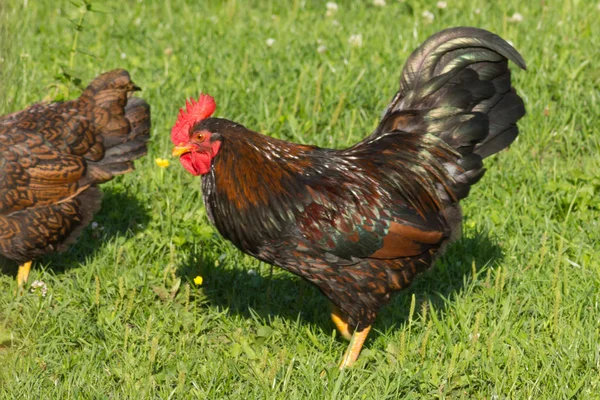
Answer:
0;69;150;288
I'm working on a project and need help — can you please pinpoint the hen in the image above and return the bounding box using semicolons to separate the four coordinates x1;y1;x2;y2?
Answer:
0;69;150;289
171;27;526;368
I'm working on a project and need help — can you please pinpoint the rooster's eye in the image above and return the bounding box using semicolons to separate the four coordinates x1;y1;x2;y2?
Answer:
195;133;205;141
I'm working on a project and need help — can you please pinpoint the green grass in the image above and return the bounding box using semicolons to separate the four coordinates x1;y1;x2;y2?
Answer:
1;0;599;398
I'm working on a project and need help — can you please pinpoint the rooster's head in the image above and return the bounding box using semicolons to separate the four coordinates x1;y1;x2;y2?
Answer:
171;94;221;176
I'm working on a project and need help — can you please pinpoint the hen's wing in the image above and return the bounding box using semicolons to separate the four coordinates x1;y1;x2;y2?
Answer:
0;69;150;263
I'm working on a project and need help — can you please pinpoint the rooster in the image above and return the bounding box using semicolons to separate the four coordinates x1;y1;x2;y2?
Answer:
171;27;525;368
0;69;150;289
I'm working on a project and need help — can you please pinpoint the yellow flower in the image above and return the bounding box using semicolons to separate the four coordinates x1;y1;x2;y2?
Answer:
193;276;203;286
155;158;170;168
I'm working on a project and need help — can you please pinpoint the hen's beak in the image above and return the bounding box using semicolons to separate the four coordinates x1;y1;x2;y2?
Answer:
172;145;194;157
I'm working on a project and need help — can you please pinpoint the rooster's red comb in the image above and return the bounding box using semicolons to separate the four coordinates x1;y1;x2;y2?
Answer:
171;94;217;145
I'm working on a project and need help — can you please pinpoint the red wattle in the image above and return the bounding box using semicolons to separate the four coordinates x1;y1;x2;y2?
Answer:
180;152;212;176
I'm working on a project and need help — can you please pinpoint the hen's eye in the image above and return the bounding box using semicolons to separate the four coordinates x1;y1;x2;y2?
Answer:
196;133;205;141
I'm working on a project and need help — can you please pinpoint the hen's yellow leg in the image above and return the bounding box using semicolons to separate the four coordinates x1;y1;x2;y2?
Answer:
17;261;32;288
339;325;371;369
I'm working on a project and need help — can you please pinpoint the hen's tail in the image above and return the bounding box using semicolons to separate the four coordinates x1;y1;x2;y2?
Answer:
368;27;525;200
82;69;151;182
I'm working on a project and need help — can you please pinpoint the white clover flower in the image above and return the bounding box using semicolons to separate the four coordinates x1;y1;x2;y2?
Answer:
266;38;276;47
30;280;48;297
373;0;386;6
508;12;523;22
422;10;434;23
326;2;338;16
317;45;327;54
348;34;363;48
91;221;99;230
120;52;127;60
331;19;340;27
437;1;447;9
474;8;481;14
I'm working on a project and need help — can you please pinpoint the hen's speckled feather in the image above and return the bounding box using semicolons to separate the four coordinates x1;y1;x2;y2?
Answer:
0;69;150;264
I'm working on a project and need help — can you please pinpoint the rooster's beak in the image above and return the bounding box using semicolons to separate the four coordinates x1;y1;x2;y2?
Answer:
172;145;194;157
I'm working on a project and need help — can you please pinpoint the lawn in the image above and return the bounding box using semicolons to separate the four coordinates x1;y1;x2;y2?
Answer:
1;0;599;398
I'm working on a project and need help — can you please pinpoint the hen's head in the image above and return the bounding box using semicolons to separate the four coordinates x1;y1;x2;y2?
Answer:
171;94;222;176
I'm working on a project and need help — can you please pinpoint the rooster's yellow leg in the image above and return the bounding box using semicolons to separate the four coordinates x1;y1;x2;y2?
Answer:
339;325;372;369
17;261;32;288
331;306;352;340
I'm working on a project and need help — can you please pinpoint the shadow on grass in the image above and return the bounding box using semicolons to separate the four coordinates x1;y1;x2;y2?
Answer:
0;188;150;278
179;231;503;339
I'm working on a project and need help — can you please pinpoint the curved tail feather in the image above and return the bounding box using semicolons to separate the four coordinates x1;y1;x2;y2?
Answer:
368;27;526;200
